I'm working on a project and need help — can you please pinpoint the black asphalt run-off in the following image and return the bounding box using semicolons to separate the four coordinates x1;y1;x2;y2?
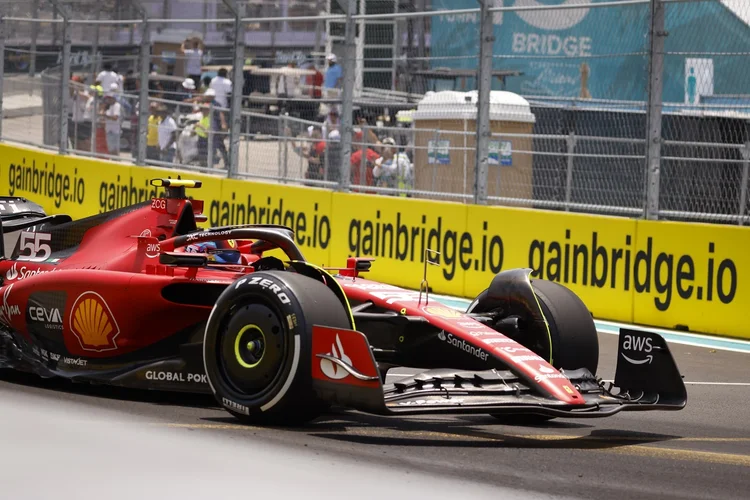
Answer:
1;333;749;500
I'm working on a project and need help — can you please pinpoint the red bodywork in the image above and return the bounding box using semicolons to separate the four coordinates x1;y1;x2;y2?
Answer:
0;198;256;359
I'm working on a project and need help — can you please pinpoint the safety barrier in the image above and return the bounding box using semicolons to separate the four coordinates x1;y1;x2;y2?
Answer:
1;143;747;339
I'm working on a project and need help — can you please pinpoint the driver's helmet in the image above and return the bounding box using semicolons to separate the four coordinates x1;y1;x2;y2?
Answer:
185;239;241;264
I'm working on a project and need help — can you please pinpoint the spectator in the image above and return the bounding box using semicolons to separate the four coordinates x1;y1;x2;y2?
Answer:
193;105;211;166
373;137;414;196
96;63;120;94
289;125;325;183
181;37;205;85
300;54;323;122
146;102;161;161
201;75;212;93
210;68;233;109
322;53;343;116
69;75;91;151
325;129;342;183
277;60;300;97
201;88;230;168
324;53;342;93
301;54;323;99
83;83;101;152
179;78;197;113
321;107;340;140
350;128;381;190
101;86;122;156
156;105;178;163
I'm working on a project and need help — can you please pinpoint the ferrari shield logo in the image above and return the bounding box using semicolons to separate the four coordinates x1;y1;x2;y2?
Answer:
69;291;121;352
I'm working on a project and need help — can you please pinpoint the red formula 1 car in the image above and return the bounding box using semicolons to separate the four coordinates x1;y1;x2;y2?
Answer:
0;179;686;425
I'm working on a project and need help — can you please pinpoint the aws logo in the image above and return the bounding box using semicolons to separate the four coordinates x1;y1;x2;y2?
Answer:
70;292;121;352
494;0;592;31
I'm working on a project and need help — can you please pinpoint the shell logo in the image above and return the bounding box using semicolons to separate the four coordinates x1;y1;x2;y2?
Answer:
69;292;121;352
422;305;463;319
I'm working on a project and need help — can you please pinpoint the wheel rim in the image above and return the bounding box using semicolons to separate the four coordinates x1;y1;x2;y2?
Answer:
219;302;286;396
234;325;266;368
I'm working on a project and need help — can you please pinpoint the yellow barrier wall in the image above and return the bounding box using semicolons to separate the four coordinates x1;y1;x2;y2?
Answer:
1;144;747;339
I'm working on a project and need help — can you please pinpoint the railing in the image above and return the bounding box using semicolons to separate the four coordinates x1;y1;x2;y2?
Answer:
1;0;749;226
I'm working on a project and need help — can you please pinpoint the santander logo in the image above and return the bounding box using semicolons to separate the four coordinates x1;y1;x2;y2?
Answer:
320;334;352;380
5;264;18;281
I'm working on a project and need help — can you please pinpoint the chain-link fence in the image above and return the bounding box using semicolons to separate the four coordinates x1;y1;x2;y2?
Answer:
2;0;750;225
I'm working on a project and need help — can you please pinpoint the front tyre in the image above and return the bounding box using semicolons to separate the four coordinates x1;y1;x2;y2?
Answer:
203;271;351;426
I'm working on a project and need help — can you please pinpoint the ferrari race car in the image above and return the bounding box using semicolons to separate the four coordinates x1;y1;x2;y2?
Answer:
0;179;687;425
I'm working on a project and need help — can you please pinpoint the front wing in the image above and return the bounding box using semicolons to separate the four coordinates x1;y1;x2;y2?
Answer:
311;326;687;419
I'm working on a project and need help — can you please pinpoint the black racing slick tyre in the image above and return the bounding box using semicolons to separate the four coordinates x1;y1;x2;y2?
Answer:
203;271;351;426
532;279;599;375
468;279;598;374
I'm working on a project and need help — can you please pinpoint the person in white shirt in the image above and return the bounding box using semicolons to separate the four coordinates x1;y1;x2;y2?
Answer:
156;106;178;163
96;63;121;94
373;137;414;196
101;89;122;156
209;68;233;109
181;37;205;85
68;75;91;151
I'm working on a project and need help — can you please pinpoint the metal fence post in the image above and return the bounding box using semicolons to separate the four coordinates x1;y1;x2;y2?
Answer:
0;17;5;141
223;0;246;178
339;0;357;191
135;5;150;166
90;92;98;154
49;0;72;154
281;114;289;181
29;0;39;78
391;1;399;93
564;131;578;211
644;0;667;220
91;5;101;85
207;102;215;170
739;142;750;226
474;0;494;205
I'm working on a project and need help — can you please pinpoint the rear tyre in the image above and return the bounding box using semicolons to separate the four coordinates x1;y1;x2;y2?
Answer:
203;271;351;426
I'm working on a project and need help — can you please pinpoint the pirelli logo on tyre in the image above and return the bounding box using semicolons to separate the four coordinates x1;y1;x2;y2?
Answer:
69;291;121;352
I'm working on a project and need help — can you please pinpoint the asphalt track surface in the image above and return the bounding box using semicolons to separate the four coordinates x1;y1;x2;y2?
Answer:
1;330;749;500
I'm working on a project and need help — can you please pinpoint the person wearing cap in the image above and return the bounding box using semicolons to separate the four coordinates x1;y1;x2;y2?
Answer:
322;53;343;116
321;107;340;141
324;53;342;92
373;137;414;197
101;87;122;156
178;78;197;114
324;129;343;183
